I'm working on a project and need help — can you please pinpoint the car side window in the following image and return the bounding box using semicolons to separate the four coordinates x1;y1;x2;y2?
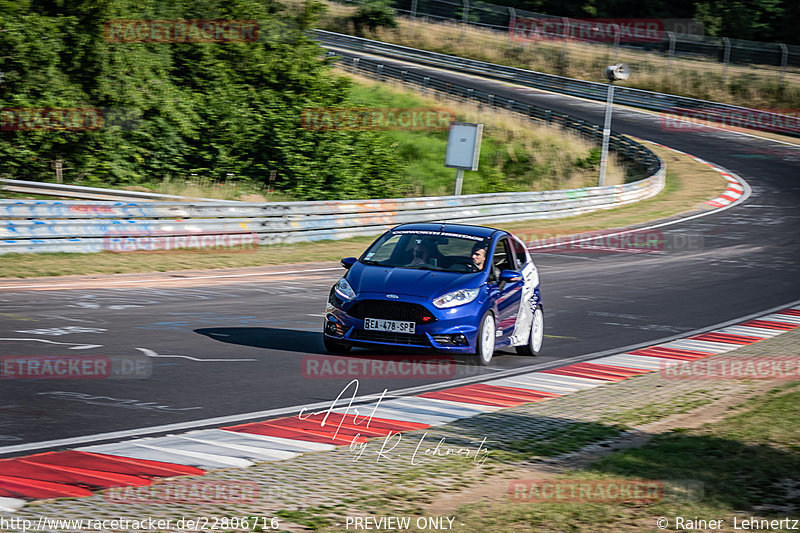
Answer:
512;238;528;269
490;238;512;280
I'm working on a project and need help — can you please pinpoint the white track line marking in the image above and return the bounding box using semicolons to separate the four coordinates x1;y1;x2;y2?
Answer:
0;338;102;350
135;347;257;363
0;266;343;290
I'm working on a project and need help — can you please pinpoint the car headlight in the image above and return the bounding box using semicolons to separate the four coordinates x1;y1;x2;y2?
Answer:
334;277;356;300
433;287;480;309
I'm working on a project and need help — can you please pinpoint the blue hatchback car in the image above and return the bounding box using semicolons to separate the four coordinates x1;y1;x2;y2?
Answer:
323;223;543;365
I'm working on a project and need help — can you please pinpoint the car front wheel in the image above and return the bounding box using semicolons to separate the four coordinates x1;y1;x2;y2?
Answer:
516;305;543;356
323;335;351;354
473;311;496;366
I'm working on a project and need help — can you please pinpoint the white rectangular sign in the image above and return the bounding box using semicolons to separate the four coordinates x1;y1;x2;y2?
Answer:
445;122;483;171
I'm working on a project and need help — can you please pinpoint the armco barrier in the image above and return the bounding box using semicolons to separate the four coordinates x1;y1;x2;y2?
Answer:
0;176;664;254
0;178;240;203
0;46;665;255
314;30;800;138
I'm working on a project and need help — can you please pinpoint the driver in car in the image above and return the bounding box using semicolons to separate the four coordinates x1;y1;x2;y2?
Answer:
471;242;487;271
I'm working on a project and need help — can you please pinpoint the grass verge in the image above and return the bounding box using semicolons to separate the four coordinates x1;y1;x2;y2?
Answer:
0;142;726;279
446;382;800;533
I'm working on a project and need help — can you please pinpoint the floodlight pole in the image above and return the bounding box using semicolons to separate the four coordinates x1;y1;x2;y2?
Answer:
598;62;629;186
598;80;615;187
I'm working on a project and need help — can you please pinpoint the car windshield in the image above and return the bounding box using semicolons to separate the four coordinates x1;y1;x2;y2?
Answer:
360;230;490;273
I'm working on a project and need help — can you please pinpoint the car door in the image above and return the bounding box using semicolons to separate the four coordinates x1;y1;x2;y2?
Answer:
489;237;523;341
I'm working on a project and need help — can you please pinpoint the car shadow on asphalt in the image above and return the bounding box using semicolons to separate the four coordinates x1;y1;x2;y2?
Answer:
194;327;482;367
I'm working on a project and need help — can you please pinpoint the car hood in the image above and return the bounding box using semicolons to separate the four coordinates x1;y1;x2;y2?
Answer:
348;263;481;298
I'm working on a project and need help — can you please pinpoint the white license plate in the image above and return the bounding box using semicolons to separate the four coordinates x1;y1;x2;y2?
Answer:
364;318;415;334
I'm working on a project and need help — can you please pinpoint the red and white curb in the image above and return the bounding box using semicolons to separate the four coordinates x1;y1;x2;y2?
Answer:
643;141;748;209
1;304;799;512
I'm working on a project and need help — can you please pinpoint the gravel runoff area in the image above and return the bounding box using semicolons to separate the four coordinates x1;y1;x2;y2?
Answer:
4;327;799;532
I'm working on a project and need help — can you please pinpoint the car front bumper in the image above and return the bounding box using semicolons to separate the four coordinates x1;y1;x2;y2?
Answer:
324;291;484;354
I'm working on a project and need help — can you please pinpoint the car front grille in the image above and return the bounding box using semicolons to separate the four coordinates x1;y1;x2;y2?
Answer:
351;330;430;346
348;300;435;324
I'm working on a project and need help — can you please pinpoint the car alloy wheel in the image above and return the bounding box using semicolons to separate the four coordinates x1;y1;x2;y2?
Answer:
474;311;496;366
516;305;543;356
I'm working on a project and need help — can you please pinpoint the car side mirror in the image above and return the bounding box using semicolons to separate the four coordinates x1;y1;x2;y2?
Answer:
341;257;357;269
499;270;522;283
498;269;522;289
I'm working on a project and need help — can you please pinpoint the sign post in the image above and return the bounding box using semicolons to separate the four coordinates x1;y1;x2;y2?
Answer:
445;122;483;195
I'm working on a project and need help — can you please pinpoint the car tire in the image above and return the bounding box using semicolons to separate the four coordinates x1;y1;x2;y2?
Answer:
473;311;496;366
515;305;543;356
323;335;352;354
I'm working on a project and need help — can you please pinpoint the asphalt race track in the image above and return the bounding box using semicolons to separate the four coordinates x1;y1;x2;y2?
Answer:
1;54;798;454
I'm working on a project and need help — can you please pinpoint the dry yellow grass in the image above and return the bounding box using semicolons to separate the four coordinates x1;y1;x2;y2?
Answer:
306;0;800;110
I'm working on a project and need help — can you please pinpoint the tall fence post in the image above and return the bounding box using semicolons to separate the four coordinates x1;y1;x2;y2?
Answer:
780;43;788;84
508;7;516;45
562;17;571;66
722;37;731;81
410;0;418;19
461;0;469;40
667;31;676;72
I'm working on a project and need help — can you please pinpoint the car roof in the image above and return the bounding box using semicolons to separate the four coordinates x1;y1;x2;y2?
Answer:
392;223;505;239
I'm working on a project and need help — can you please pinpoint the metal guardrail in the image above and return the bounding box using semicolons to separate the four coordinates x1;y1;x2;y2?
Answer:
337;0;800;75
0;46;665;255
0;178;241;203
314;30;800;137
